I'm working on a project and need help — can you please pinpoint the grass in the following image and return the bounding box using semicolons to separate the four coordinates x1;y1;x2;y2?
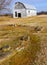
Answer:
0;25;35;39
0;15;47;65
0;16;11;21
0;33;41;65
0;26;41;65
0;15;47;27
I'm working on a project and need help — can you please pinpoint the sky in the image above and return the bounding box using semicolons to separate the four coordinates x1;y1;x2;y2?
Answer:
10;0;47;12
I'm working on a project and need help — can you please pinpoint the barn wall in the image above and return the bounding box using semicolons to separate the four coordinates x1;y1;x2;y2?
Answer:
13;9;15;18
13;9;26;18
26;9;37;17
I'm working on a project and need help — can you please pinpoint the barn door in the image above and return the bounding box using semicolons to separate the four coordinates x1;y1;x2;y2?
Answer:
18;13;21;17
15;12;17;17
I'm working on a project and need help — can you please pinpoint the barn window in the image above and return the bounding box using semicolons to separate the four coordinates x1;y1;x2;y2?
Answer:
28;11;30;13
15;12;17;17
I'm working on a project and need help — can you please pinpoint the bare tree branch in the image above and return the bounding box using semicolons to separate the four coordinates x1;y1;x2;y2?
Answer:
0;0;12;12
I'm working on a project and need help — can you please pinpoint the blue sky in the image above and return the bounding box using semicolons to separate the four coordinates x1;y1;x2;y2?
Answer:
10;0;47;12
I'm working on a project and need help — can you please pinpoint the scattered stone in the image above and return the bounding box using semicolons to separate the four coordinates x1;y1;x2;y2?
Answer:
2;45;11;52
20;35;30;41
16;47;24;52
34;26;42;32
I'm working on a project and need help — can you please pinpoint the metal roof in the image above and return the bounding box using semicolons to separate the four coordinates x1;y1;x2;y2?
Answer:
24;3;36;10
15;2;36;10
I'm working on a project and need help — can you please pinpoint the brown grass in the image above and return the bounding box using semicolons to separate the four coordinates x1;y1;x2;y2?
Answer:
0;15;47;65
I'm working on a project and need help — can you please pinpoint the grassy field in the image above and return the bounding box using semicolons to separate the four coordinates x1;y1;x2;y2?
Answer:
0;15;47;26
0;15;47;65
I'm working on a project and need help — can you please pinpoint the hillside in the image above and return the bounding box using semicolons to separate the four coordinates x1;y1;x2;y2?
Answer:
0;15;47;65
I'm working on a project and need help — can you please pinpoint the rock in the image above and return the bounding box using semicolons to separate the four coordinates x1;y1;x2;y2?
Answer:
34;26;42;32
20;35;29;41
2;45;11;52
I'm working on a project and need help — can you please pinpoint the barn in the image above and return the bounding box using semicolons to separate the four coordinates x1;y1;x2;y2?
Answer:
13;2;37;18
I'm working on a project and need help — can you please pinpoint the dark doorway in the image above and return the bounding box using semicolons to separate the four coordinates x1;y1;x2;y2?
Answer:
18;13;21;17
15;12;17;17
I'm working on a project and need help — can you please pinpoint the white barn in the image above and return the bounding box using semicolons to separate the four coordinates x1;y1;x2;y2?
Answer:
13;2;37;18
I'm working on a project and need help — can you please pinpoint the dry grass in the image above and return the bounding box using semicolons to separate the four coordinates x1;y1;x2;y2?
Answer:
0;15;47;65
0;25;41;65
0;15;47;26
0;33;41;65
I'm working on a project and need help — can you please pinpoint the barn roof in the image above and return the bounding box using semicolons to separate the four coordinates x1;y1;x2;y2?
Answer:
15;2;36;10
24;3;36;10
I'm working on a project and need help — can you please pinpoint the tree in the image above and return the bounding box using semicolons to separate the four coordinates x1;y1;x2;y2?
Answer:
0;0;12;13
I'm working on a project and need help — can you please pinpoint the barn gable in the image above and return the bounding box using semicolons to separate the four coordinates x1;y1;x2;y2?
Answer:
15;2;26;9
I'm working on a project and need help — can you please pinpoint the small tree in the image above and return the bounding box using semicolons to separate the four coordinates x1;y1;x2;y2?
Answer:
0;0;12;13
